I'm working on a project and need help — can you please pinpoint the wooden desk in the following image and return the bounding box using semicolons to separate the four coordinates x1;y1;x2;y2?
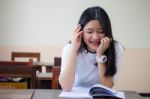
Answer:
0;61;53;89
0;89;142;99
0;61;36;89
0;89;34;99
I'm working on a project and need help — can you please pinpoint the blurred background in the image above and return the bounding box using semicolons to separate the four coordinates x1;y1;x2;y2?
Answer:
0;0;150;93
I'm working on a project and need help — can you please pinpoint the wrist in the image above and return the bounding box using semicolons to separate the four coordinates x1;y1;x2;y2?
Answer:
96;53;103;56
96;51;104;56
96;55;107;63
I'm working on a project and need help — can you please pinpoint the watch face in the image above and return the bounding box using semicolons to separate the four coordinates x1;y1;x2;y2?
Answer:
96;55;107;63
101;56;107;62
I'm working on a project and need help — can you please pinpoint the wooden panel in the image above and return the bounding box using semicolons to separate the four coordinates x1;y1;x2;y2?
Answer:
0;82;27;89
0;61;36;89
54;57;61;66
52;66;60;89
12;52;40;62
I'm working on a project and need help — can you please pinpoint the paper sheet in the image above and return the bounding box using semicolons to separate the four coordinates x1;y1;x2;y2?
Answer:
59;87;92;98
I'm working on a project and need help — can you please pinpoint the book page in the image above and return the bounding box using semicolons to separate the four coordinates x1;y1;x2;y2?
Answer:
59;84;125;99
59;87;92;98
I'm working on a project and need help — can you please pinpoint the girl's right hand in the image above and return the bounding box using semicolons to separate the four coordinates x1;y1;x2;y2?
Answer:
71;24;83;52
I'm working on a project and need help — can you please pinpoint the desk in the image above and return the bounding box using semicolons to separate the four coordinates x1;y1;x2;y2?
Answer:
0;62;36;89
0;61;53;89
0;89;143;99
0;89;34;99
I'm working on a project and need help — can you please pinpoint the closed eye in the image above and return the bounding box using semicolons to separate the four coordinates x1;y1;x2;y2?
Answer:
87;31;93;34
97;29;104;34
84;31;93;34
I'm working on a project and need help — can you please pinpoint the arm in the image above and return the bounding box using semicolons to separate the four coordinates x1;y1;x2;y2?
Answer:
98;63;114;88
96;37;114;88
59;48;77;91
59;25;82;91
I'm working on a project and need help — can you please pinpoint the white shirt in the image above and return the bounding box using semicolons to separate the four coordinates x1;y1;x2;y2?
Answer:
59;42;124;88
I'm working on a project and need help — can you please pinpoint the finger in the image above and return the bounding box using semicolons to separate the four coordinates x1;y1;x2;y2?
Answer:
105;37;111;42
76;31;83;39
78;31;83;40
76;26;82;33
100;39;105;48
105;37;110;48
73;25;81;38
75;24;81;33
74;24;80;31
104;37;111;48
101;38;107;48
78;31;83;37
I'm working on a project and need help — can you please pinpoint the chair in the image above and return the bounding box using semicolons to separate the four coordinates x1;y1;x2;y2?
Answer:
11;52;40;88
36;57;61;89
12;52;40;62
0;61;36;89
36;66;53;89
52;57;61;89
54;57;61;66
52;66;61;89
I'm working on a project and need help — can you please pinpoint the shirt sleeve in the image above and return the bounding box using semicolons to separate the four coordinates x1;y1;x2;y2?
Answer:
60;44;72;75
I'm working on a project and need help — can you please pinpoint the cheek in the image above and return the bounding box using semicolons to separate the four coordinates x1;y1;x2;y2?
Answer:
84;35;92;42
101;34;106;38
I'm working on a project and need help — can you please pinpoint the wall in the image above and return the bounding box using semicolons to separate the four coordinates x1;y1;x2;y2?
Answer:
0;0;150;92
114;49;150;93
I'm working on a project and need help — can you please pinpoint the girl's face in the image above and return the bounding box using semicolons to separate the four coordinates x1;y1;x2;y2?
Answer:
83;20;105;52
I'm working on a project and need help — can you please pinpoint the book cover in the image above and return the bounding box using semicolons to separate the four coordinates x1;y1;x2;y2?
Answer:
89;84;124;99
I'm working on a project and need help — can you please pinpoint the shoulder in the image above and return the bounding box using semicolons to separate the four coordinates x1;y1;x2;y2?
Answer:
63;43;72;50
62;43;72;54
114;41;125;53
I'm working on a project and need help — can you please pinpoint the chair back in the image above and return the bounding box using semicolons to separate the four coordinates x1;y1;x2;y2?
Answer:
11;52;40;62
54;57;61;66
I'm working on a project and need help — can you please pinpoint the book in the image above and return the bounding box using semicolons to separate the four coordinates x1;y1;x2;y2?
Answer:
89;84;124;98
59;84;125;99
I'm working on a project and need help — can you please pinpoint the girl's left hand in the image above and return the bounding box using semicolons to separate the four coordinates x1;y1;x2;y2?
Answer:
96;37;112;56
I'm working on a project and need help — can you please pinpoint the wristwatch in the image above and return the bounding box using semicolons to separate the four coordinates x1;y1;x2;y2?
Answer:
96;55;107;63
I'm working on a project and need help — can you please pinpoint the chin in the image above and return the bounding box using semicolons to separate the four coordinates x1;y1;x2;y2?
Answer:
89;47;97;52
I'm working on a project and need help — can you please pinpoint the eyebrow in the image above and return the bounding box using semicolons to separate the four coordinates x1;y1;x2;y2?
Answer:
84;28;103;31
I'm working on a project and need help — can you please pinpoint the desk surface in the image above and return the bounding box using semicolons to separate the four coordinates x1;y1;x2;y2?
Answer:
33;62;53;67
0;89;142;99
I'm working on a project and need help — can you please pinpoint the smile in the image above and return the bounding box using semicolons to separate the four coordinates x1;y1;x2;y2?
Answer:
89;41;100;46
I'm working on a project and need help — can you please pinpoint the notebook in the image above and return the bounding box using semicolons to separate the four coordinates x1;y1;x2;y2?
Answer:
59;84;125;99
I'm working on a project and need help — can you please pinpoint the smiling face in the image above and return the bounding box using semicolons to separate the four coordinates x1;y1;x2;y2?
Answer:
83;20;106;52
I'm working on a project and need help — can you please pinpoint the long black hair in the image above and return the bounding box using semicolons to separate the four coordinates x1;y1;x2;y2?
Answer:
78;6;116;77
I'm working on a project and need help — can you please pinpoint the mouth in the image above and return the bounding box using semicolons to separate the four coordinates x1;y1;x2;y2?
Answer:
89;40;100;47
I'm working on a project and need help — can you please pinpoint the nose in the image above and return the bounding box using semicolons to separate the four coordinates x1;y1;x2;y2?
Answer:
92;33;100;41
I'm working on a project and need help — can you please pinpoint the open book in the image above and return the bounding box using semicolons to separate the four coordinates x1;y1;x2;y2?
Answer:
59;84;125;99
